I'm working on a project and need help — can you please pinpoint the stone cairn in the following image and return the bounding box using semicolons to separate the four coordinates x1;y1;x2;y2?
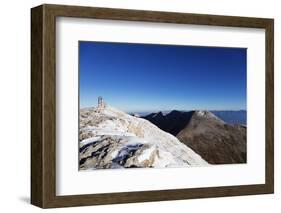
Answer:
97;96;105;112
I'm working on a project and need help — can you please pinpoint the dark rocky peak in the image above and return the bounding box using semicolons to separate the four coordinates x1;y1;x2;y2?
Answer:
153;111;164;118
142;110;195;136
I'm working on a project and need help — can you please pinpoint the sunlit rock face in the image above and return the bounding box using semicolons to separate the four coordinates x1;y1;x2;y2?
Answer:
177;111;246;164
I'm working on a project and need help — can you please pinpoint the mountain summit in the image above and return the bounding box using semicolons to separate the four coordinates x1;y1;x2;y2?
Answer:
79;104;208;170
143;110;246;164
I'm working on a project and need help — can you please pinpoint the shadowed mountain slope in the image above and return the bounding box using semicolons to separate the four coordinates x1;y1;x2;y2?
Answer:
142;110;246;164
143;110;194;136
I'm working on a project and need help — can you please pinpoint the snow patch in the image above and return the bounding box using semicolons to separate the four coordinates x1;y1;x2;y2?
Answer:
138;145;157;162
80;136;101;146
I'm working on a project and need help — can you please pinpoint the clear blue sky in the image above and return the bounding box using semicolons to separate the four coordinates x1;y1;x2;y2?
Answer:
79;41;246;112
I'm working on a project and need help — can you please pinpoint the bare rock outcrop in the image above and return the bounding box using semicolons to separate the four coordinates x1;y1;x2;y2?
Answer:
79;105;208;170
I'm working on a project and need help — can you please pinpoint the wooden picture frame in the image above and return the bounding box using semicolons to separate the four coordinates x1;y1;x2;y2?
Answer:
31;4;274;208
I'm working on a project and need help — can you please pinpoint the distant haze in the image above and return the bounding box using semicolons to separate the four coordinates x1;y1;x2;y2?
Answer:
79;41;247;111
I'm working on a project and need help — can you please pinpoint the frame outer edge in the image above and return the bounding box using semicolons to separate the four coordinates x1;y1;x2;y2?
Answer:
31;5;44;208
265;19;274;193
42;3;272;28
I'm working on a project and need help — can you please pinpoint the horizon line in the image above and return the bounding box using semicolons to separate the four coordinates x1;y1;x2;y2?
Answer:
80;105;247;112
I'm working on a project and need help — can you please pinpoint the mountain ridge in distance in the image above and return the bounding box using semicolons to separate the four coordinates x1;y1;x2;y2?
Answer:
139;109;246;125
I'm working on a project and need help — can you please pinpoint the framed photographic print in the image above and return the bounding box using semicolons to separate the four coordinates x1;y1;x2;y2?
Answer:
31;4;274;208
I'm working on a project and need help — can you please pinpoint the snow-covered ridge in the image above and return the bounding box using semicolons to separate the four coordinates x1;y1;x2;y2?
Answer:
195;110;224;122
79;104;208;170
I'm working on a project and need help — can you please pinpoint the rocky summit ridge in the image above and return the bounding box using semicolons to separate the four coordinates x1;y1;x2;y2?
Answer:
79;104;208;170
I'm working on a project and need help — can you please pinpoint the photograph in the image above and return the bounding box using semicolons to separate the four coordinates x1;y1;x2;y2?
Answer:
30;4;274;207
78;41;247;170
